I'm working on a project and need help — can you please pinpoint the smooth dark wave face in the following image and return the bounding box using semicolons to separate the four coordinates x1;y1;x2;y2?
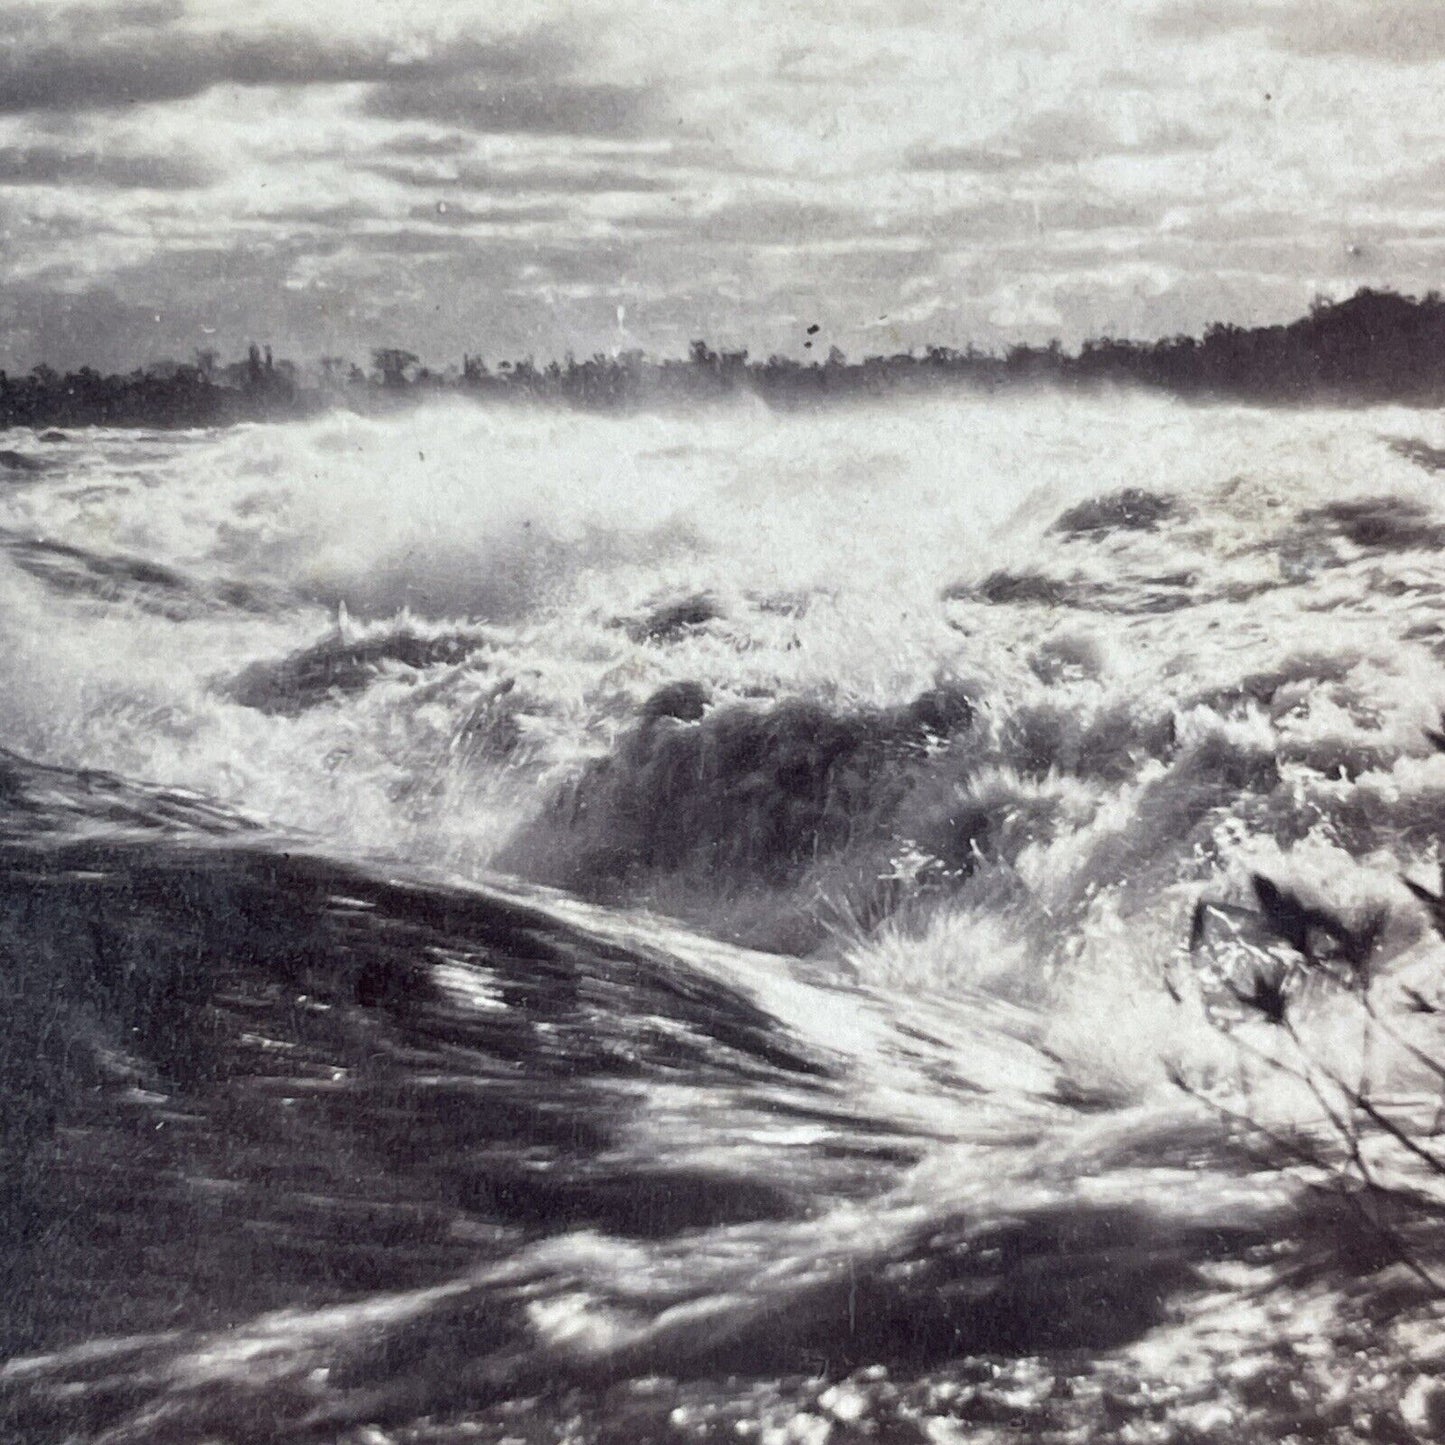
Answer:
5;397;1445;1441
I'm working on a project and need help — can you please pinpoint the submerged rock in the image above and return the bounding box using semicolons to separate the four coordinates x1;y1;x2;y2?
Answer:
640;679;711;723
624;592;724;644
226;625;488;715
0;531;280;619
1051;487;1184;537
1387;435;1445;473
1297;496;1445;551
0;448;44;474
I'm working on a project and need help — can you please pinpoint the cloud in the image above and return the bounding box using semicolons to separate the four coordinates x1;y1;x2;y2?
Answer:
0;282;184;373
1361;157;1445;203
0;0;185;40
247;201;383;228
378;132;475;159
1151;0;1445;62
0;239;378;373
361;77;654;138
905;145;1031;176
905;112;1215;174
346;229;480;256
615;197;890;249
1148;1;1272;42
464;164;674;195
935;194;1162;242
0;27;560;114
366;155;676;196
0;143;212;189
0;14;656;141
406;200;567;226
1269;1;1445;62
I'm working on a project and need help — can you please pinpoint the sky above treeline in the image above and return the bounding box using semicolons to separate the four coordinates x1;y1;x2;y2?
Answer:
0;0;1439;373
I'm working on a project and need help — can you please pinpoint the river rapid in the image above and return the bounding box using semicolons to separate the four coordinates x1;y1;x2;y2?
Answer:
4;391;1445;1442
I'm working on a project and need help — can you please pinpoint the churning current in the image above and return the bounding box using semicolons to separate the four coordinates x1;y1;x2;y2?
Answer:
4;391;1445;1443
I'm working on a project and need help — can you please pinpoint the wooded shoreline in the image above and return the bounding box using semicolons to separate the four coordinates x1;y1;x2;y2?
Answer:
7;287;1445;429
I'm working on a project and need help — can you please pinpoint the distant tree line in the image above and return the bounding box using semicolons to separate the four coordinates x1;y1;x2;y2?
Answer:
0;344;307;429
7;288;1445;430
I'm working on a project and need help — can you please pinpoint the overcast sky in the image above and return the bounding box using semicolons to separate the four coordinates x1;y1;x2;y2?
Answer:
0;0;1440;371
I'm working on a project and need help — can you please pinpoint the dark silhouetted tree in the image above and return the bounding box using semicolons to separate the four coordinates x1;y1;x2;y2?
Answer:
372;348;420;388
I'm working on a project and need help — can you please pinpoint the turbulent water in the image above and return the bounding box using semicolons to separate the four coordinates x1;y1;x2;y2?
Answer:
5;392;1445;1442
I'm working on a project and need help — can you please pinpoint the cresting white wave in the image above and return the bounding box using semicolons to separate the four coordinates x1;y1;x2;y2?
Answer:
5;393;1445;1436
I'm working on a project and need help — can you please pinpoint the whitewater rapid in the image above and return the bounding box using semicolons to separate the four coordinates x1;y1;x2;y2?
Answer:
5;390;1445;1440
6;392;1445;1014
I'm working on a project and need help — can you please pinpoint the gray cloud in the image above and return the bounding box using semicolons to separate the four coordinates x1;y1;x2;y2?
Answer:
406;200;568;226
1361;157;1445;203
106;0;185;22
1152;0;1445;62
1148;1;1271;42
248;201;383;228
0;143;212;189
1270;1;1445;62
346;228;482;256
0;282;185;374
905;111;1214;174
464;164;672;195
0;28;562;114
380;133;476;159
0;210;1396;380
367;155;675;196
363;162;459;189
1160;207;1306;245
906;145;1031;176
0;0;185;40
0;15;659;142
0;237;348;373
607;197;939;262
361;77;653;138
933;195;1162;242
641;198;884;247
